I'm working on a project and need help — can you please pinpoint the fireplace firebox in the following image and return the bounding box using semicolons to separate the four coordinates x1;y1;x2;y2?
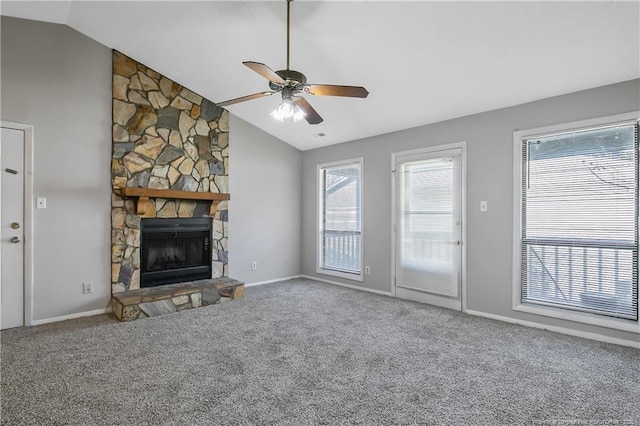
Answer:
140;218;212;288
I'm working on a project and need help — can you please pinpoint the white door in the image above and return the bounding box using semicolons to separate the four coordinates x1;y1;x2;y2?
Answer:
394;147;464;311
1;127;25;329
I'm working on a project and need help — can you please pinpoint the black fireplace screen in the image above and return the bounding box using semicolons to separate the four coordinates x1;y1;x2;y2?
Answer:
140;217;212;288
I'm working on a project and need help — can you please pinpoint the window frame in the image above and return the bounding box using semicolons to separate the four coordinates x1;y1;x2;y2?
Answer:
512;112;640;334
317;157;364;282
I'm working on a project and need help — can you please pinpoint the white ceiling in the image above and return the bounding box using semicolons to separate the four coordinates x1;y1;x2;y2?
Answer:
2;1;639;151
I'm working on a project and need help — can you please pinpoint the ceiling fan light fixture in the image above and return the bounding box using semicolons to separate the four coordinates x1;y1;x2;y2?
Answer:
271;97;306;122
293;107;306;122
215;0;367;125
271;98;294;121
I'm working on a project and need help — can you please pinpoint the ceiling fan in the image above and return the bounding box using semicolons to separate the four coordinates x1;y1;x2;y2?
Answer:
216;0;369;125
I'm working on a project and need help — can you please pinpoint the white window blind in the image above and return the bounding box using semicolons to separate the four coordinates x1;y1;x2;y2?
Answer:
521;121;639;320
319;161;362;275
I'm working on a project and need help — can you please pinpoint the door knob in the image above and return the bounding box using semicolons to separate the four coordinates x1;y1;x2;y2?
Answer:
10;236;20;243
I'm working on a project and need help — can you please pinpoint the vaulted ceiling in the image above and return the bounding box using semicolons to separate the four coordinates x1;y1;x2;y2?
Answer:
2;1;639;151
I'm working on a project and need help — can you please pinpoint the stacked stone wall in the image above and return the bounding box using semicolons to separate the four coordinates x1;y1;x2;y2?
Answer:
111;51;229;294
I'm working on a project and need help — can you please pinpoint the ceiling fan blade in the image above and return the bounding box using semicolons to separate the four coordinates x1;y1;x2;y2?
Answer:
216;91;276;107
305;84;369;98
294;97;323;125
243;61;286;85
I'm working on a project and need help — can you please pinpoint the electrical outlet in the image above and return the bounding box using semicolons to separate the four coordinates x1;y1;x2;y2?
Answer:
251;261;257;270
365;266;371;275
82;282;93;294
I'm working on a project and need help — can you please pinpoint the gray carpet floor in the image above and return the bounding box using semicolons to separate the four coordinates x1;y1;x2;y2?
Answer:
1;278;639;425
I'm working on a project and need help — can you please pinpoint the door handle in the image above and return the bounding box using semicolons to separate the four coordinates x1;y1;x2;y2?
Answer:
10;236;20;243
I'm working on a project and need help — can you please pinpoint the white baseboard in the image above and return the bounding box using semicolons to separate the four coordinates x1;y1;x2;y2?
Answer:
300;274;393;296
244;275;303;287
466;309;640;349
30;307;112;326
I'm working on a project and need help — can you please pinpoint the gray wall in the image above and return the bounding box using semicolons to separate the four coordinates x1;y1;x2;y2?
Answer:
1;16;303;322
228;115;302;284
301;79;640;342
1;16;112;320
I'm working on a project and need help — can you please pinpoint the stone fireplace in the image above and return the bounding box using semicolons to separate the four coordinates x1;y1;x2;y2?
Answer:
110;50;242;321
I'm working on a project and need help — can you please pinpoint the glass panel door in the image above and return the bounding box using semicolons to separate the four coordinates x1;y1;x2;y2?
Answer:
395;148;462;303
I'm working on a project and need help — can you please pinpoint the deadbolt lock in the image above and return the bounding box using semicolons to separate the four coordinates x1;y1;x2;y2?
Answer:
10;222;20;229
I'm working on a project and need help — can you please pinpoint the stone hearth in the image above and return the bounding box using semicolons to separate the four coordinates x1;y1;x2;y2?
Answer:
111;278;244;321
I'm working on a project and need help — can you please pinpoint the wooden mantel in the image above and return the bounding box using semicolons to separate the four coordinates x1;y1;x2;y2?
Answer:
115;187;230;216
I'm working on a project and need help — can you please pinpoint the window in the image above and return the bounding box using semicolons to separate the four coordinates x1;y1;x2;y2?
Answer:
318;159;363;280
514;114;639;329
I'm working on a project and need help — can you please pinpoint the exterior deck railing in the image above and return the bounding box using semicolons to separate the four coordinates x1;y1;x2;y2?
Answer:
323;230;361;273
524;239;637;319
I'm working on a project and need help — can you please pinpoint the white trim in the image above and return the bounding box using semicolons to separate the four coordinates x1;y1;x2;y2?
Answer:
514;303;640;334
30;307;112;327
512;126;523;317
390;141;467;311
244;275;303;287
513;112;640;142
300;274;393;297
316;267;364;282
466;309;640;349
316;157;364;282
460;145;468;313
512;111;640;334
1;121;35;327
390;152;398;298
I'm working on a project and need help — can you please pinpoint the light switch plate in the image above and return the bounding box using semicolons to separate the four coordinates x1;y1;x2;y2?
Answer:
36;197;47;209
480;201;488;212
